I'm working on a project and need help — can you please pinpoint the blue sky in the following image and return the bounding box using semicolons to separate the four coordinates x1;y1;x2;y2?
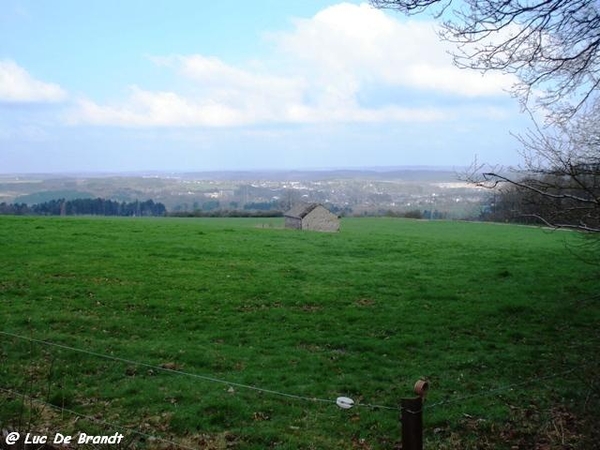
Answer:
0;0;530;173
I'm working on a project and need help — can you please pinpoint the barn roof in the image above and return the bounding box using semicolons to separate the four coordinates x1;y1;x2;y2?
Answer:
284;203;320;219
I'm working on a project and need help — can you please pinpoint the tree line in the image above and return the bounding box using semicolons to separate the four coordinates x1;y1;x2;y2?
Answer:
0;198;166;217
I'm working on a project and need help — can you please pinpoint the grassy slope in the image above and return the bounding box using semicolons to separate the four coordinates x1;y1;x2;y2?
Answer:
0;216;598;449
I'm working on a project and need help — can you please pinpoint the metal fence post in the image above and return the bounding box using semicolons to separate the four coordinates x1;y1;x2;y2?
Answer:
401;379;428;450
401;397;422;450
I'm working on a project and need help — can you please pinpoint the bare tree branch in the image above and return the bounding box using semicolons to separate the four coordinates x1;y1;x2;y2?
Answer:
372;0;600;239
461;103;600;235
370;0;600;118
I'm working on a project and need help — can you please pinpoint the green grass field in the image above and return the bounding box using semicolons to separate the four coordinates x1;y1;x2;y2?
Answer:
0;216;598;449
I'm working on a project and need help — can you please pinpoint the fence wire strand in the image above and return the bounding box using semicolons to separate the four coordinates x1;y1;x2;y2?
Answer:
425;367;580;410
0;330;400;412
1;330;589;419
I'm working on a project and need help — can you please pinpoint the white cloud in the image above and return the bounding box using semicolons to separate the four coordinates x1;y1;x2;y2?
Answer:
0;60;67;103
71;86;245;127
274;2;515;97
71;82;449;128
70;2;516;128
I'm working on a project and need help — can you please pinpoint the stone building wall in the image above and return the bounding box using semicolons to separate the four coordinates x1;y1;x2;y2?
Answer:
285;216;302;230
302;206;340;232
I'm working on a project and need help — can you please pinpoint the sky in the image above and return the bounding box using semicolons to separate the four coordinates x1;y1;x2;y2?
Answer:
0;0;531;174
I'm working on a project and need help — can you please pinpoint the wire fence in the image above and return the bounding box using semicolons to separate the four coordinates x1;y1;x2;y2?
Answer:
0;330;594;449
425;367;579;411
0;330;397;411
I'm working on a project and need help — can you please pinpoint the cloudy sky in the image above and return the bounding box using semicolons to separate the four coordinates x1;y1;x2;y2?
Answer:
0;0;530;173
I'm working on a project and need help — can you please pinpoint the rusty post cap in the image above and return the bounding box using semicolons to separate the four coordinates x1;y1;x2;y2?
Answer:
414;379;429;398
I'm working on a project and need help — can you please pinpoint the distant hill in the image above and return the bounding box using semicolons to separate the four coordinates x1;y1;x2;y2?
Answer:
15;190;95;205
171;167;461;182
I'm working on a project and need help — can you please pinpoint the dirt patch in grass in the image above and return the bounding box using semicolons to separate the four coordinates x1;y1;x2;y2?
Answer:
430;404;598;450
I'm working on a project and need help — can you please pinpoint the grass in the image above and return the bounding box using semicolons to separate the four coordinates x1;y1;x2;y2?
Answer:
0;216;598;449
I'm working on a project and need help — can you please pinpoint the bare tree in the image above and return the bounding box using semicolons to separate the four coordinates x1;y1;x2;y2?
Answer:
372;0;600;236
371;0;600;119
471;102;600;233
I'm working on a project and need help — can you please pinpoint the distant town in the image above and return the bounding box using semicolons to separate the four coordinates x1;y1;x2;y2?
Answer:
0;168;488;219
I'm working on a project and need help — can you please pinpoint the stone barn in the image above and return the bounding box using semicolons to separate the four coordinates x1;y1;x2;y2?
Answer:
284;203;340;232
